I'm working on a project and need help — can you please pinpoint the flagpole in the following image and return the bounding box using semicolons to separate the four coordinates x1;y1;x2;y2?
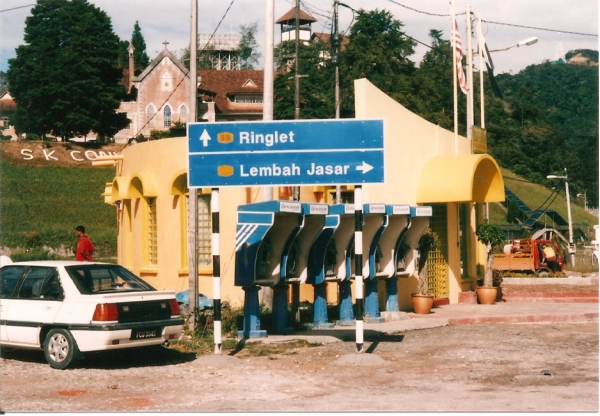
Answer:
478;13;485;130
451;0;458;155
466;4;473;145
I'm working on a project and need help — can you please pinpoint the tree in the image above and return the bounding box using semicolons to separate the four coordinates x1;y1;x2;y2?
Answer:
7;0;128;140
238;23;261;70
475;223;506;287
409;29;459;131
131;21;150;70
273;41;335;120
339;9;416;116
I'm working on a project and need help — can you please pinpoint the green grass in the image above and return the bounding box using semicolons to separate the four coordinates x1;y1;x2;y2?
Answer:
491;168;598;240
0;161;117;257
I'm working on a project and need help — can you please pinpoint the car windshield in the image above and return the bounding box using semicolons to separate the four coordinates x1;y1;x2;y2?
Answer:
65;264;156;294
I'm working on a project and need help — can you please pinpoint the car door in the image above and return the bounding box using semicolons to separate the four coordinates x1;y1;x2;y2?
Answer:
5;266;64;346
0;265;27;343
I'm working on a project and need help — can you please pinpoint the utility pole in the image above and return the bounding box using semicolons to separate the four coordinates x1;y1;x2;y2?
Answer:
334;0;340;120
292;0;301;202
262;0;274;202
334;0;341;203
187;0;198;331
259;0;275;309
294;0;300;120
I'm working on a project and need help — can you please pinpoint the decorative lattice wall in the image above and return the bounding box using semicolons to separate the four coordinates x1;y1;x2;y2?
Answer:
427;246;449;300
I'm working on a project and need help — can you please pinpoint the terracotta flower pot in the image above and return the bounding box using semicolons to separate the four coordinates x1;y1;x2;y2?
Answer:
411;293;434;314
476;286;498;305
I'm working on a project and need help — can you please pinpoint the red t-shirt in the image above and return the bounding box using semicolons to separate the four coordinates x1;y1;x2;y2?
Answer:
76;236;95;261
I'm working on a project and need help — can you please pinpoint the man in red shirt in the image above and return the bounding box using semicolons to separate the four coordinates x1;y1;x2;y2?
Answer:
75;225;95;261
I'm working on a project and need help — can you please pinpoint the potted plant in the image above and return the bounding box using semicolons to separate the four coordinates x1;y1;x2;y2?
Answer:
411;228;438;314
474;223;506;304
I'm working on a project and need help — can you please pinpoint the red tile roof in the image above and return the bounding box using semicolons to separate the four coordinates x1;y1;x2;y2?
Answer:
276;7;317;24
197;70;265;114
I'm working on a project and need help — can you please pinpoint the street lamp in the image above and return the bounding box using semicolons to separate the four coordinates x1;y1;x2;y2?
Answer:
547;168;576;266
488;37;538;53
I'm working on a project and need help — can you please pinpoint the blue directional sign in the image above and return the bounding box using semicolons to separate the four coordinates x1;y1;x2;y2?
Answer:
187;119;384;187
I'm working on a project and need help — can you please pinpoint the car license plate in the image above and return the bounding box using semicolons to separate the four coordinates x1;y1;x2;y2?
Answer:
130;327;162;340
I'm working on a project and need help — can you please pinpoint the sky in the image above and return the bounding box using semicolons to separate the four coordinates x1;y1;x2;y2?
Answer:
1;0;598;75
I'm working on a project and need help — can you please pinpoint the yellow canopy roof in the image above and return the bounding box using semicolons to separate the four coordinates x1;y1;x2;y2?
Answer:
416;154;505;203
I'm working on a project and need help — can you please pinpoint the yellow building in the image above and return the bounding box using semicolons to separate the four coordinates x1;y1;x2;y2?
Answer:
100;78;504;311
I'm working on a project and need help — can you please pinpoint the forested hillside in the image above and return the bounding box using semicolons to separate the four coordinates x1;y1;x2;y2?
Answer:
492;50;598;208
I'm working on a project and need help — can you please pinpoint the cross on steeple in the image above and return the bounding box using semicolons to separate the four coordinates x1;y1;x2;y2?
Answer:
162;39;169;49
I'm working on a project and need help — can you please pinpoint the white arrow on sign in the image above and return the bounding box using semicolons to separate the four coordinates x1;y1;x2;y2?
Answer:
199;129;211;147
356;161;374;174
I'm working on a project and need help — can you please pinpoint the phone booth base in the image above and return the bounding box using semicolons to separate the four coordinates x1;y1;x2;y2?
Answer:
336;280;355;326
364;278;385;323
272;284;294;334
307;282;334;329
238;286;267;338
385;276;400;312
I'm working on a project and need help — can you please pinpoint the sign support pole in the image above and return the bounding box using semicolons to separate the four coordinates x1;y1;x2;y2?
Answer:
211;188;222;354
354;185;364;352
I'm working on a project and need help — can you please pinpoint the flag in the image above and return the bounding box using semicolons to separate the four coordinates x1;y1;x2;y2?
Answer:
478;32;503;99
451;18;468;95
479;32;494;71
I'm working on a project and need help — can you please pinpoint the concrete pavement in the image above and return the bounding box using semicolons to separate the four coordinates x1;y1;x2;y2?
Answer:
252;276;599;345
198;278;598;367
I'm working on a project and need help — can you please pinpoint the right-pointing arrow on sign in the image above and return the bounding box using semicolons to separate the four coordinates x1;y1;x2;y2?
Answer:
356;161;374;174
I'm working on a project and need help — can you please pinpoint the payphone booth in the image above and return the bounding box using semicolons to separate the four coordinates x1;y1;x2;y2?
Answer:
278;202;329;333
372;204;412;319
235;200;303;338
397;206;433;310
357;203;387;323
306;203;355;327
369;205;432;318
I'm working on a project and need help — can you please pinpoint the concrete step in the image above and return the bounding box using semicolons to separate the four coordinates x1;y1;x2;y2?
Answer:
458;290;598;304
502;292;598;303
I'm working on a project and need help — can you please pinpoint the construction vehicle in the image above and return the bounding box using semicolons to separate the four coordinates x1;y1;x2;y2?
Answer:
493;238;564;274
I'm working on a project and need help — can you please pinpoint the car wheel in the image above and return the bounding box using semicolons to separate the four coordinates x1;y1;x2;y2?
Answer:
43;328;80;369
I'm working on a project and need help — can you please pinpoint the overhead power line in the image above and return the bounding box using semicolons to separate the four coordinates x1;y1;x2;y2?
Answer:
481;20;598;38
386;0;597;37
0;4;35;13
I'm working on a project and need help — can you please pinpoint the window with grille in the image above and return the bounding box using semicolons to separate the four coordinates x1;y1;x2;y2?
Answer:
147;197;158;266
163;106;171;127
197;194;212;265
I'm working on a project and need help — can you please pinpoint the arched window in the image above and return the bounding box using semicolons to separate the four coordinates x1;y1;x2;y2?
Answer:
147;104;156;128
164;106;171;127
180;105;188;123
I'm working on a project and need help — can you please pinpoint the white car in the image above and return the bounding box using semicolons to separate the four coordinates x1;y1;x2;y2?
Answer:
0;260;184;369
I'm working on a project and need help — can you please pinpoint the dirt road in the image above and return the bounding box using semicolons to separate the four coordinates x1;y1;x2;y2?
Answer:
1;321;597;412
